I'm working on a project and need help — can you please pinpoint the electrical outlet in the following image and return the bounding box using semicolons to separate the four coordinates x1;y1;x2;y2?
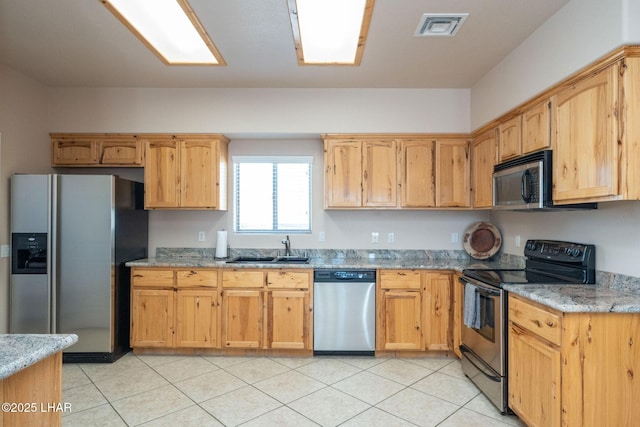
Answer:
371;232;379;244
0;245;9;258
451;232;459;243
198;231;205;242
515;235;521;248
318;231;326;242
387;232;395;243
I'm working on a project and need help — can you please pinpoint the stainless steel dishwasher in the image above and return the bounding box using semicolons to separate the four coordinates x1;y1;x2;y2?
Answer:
313;269;376;355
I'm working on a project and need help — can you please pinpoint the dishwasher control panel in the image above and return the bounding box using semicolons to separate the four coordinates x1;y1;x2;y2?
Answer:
314;269;376;282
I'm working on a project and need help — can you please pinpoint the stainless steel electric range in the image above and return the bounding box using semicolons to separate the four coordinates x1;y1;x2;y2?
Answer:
458;239;595;413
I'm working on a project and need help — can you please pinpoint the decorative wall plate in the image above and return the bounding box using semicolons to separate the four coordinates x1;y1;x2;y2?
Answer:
463;222;502;259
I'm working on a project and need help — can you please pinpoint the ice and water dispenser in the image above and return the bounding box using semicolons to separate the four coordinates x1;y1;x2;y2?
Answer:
11;233;47;274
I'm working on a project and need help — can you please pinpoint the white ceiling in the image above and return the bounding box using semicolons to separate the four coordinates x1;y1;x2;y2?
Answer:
0;0;569;89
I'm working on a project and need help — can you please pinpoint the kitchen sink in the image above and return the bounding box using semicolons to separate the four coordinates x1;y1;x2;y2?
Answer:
225;255;309;264
226;256;277;263
274;256;309;263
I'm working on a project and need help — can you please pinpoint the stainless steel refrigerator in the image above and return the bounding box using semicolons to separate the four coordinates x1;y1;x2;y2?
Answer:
10;174;148;363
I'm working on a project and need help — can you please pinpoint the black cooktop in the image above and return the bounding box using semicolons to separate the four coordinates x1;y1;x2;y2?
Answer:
462;268;577;287
462;239;596;287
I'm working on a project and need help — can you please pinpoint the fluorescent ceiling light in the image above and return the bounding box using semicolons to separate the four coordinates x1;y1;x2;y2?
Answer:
101;0;225;65
288;0;374;65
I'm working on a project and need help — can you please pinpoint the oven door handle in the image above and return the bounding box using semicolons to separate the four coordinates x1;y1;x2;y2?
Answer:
458;276;501;297
459;345;501;383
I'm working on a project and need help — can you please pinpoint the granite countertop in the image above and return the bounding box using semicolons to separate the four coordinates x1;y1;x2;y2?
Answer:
0;334;78;380
126;256;516;272
127;252;640;314
505;284;640;313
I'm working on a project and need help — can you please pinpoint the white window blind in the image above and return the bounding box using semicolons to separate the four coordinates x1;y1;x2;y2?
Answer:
233;156;312;233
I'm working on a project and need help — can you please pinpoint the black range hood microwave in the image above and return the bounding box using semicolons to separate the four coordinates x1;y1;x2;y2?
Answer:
492;150;597;211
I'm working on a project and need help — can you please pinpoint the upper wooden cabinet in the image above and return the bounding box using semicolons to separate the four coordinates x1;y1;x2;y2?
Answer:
399;139;435;208
144;135;229;210
324;135;470;209
498;115;522;162
323;137;396;208
435;140;470;208
552;63;618;204
497;100;551;163
51;133;144;166
521;99;551;155
471;128;497;208
550;54;640;204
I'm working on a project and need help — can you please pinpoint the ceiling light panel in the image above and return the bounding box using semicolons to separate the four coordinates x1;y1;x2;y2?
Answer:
101;0;225;65
288;0;375;65
415;13;469;37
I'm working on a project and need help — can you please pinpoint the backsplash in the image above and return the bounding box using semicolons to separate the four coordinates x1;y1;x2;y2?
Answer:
150;247;640;291
155;247;476;261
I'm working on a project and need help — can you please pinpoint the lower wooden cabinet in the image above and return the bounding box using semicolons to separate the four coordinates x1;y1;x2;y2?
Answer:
131;288;176;348
376;269;453;353
220;269;313;351
508;293;640;427
131;268;219;349
175;289;219;348
266;290;309;349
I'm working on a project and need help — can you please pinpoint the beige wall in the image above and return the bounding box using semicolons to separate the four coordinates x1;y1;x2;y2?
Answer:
0;64;53;332
149;138;488;255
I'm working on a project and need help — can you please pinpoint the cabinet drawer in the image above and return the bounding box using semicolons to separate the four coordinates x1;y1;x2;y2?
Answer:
379;270;422;289
222;270;265;288
176;269;218;288
509;295;562;346
266;271;310;289
132;269;174;288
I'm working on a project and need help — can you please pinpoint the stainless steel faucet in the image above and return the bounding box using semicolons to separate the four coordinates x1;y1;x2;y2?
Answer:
281;235;291;256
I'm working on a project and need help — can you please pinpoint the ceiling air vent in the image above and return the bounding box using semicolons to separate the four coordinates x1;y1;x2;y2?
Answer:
415;13;469;37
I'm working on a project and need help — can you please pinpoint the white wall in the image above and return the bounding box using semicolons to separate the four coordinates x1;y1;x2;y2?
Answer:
48;88;470;134
149;138;488;255
471;0;628;129
490;203;640;277
0;64;52;332
474;0;640;277
45;87;483;256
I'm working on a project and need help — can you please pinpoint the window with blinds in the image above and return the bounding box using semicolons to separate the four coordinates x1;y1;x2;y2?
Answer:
233;156;312;233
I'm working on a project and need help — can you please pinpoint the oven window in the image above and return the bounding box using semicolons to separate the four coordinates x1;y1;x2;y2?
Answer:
476;293;496;342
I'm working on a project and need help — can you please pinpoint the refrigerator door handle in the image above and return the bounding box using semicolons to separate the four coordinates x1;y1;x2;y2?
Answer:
49;174;57;333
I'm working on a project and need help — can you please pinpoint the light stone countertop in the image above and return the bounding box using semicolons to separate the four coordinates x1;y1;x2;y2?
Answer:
127;254;640;314
0;334;78;380
504;284;640;313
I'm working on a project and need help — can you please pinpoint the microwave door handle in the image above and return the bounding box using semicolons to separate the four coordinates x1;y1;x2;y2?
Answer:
521;170;532;203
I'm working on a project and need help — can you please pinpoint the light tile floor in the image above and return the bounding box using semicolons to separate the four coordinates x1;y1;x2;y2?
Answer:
62;353;526;426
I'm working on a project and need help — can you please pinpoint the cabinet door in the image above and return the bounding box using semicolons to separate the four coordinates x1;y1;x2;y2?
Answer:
130;289;175;348
509;323;561;427
435;140;470;207
324;140;362;207
222;289;263;348
145;140;180;208
180;140;219;209
51;139;98;165
498;115;522;162
522;100;551;155
471;129;497;208
362;140;397;207
266;290;309;349
552;64;618;203
100;140;144;165
399;139;435;207
423;272;452;351
378;290;422;350
175;289;218;348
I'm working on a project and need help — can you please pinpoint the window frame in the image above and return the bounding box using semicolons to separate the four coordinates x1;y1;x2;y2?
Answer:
233;156;313;234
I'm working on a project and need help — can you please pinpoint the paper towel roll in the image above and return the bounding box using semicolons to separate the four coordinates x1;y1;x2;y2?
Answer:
215;230;228;258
